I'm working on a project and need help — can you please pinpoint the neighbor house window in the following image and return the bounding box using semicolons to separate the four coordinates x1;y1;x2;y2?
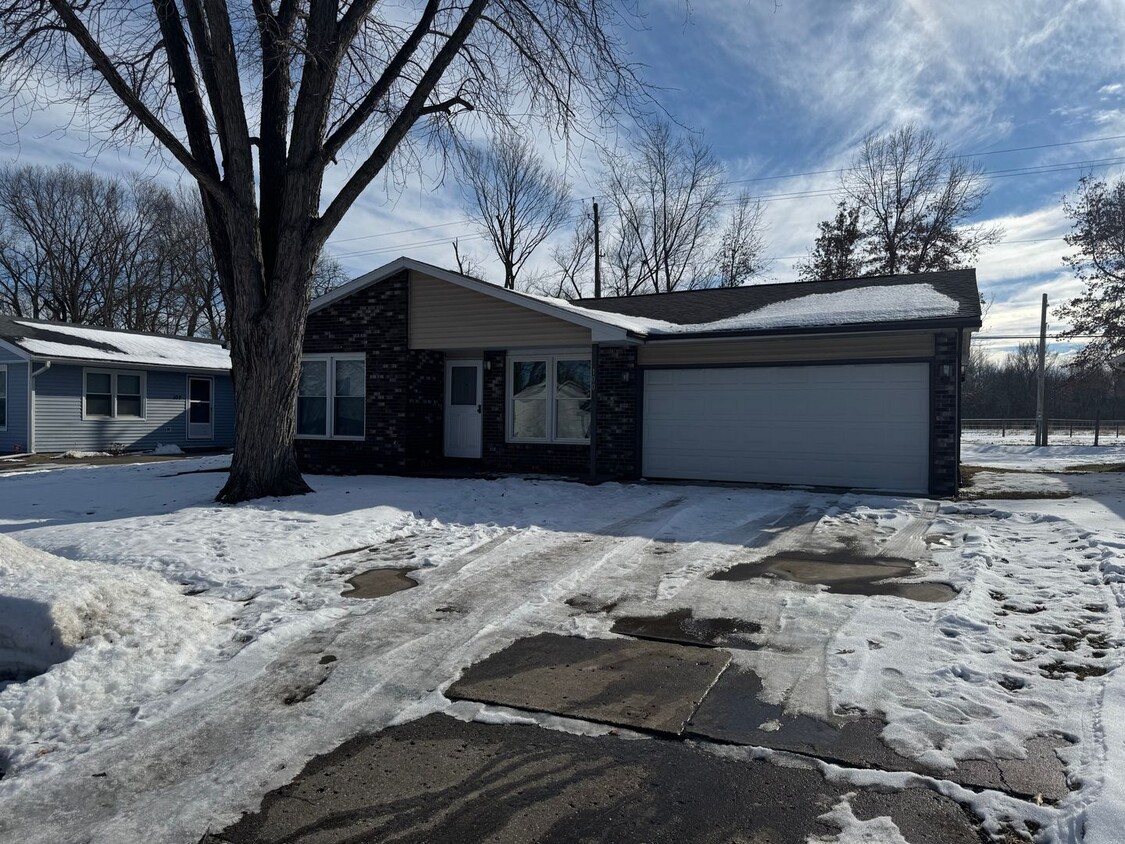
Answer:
83;369;145;419
508;355;591;443
0;365;6;430
297;354;365;439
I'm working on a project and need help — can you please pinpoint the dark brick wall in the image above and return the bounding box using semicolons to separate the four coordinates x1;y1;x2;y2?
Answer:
481;350;591;476
930;330;960;497
594;345;639;478
296;271;444;474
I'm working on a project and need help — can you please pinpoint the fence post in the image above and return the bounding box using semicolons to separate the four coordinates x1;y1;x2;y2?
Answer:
1095;411;1101;447
1002;420;1006;437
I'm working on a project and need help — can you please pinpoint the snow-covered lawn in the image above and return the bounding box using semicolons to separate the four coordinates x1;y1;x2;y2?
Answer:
0;452;1123;842
963;441;1125;471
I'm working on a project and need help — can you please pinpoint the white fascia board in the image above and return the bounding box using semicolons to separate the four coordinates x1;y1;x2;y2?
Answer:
310;256;634;343
26;354;230;373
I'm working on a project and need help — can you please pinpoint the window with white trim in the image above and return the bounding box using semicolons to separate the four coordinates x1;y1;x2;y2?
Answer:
508;355;592;443
297;354;365;439
83;369;145;419
0;364;6;430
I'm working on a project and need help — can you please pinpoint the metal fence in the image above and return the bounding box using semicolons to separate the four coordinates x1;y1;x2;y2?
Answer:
962;418;1125;443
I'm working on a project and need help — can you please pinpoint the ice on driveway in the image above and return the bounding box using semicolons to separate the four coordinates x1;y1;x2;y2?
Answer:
0;450;1122;843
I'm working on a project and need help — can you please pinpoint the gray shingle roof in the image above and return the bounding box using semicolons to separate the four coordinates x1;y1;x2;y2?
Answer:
0;314;230;370
573;269;981;331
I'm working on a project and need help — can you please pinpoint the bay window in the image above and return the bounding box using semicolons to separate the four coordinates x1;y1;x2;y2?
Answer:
508;355;592;443
297;354;365;439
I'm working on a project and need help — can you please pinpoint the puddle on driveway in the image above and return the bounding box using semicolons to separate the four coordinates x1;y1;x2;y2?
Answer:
341;568;418;599
611;608;762;649
710;552;957;603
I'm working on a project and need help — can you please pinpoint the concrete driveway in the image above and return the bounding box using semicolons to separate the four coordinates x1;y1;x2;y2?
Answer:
202;495;1062;844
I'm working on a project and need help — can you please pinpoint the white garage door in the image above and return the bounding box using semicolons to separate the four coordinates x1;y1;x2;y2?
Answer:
642;363;930;493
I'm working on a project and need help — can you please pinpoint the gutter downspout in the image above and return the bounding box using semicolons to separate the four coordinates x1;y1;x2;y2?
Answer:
28;360;51;454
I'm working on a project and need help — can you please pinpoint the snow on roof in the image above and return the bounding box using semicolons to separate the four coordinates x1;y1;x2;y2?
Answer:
524;292;679;335
10;320;231;370
553;283;961;337
669;283;961;333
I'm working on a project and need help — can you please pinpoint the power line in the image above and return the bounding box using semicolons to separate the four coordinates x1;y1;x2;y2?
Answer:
725;133;1125;186
324;140;1125;255
974;334;1103;340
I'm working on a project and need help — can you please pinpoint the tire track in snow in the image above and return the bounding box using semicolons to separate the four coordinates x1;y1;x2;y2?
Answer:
0;494;701;844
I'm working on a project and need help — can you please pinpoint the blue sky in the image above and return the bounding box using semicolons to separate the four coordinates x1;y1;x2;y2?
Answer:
3;0;1124;359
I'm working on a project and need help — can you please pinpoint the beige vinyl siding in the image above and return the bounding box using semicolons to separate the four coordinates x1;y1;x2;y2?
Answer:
637;332;935;367
410;272;590;350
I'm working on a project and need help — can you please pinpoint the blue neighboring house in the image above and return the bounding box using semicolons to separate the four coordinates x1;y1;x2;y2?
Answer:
0;314;234;454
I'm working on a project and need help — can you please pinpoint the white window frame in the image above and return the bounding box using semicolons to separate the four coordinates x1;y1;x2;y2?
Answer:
0;363;6;432
507;354;592;444
81;368;147;421
296;353;366;441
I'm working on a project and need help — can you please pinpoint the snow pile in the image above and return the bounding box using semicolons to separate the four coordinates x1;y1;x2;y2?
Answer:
0;534;226;777
152;444;185;456
13;320;230;370
59;450;110;459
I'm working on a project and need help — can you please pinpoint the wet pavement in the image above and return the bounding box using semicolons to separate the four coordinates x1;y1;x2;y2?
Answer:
710;551;958;602
686;667;1072;802
204;500;1064;843
446;633;730;735
340;568;418;599
610;608;762;649
203;714;987;844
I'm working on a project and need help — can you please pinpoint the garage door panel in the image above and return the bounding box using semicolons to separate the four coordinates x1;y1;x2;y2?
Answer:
642;363;929;493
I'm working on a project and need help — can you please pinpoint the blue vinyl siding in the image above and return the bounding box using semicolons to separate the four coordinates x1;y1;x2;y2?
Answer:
0;359;29;454
32;363;234;453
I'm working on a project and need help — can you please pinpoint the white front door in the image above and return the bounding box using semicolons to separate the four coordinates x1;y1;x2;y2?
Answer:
444;361;483;458
187;376;214;440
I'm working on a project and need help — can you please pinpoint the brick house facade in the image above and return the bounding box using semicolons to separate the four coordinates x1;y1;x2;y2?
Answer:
296;258;980;496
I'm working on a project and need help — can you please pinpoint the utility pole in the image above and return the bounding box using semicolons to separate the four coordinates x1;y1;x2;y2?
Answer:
1035;293;1048;447
592;199;602;299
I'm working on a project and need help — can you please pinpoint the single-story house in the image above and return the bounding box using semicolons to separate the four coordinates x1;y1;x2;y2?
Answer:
297;257;981;496
0;315;234;454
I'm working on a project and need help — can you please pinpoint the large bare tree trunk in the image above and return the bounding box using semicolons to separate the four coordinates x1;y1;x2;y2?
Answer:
218;328;311;502
216;247;314;502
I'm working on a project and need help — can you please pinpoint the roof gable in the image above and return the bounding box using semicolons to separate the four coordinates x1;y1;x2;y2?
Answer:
310;257;635;343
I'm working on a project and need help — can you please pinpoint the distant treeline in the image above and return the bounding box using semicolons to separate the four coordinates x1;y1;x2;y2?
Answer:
0;164;345;339
964;343;1125;420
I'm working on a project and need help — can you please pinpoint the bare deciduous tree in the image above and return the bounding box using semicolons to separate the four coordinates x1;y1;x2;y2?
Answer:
840;124;1001;276
602;121;726;294
0;0;640;501
714;191;768;287
539;208;595;300
449;238;485;279
0;165;232;337
457;130;572;290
